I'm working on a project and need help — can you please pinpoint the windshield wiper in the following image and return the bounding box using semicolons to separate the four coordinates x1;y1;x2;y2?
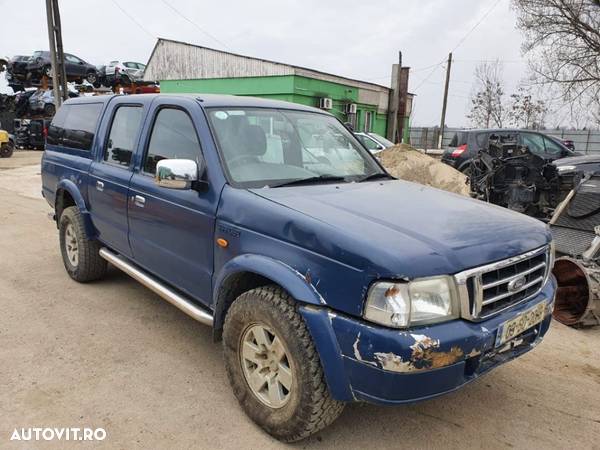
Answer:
269;174;347;188
356;172;393;182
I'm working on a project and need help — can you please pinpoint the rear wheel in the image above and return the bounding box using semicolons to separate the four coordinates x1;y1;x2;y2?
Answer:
44;103;56;116
223;285;344;442
59;206;107;282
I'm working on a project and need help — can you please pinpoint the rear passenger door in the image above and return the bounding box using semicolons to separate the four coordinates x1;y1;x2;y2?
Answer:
88;100;146;256
127;99;217;305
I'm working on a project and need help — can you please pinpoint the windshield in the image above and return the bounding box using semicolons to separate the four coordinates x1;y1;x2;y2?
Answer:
207;108;384;188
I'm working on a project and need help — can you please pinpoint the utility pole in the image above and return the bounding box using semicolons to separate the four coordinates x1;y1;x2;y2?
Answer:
45;0;68;110
438;52;452;149
387;52;402;143
387;51;410;144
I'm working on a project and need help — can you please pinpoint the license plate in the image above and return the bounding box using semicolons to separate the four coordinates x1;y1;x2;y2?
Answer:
496;302;546;347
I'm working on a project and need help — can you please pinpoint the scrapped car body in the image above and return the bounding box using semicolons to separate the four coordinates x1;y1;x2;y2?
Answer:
104;60;146;83
354;131;395;153
27;50;98;84
41;94;556;441
442;128;577;174
0;128;14;157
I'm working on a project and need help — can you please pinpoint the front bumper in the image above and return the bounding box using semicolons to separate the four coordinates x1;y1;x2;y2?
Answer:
300;276;556;405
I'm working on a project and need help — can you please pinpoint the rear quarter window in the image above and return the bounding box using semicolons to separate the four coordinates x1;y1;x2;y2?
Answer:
449;132;468;147
47;103;103;151
475;132;489;149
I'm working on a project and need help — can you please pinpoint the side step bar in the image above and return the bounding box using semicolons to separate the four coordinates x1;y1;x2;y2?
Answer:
99;248;213;326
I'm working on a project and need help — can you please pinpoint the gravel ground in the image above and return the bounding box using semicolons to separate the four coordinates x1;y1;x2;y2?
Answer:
1;151;599;449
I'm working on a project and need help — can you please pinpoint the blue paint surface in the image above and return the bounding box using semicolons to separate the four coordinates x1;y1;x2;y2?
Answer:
41;94;556;405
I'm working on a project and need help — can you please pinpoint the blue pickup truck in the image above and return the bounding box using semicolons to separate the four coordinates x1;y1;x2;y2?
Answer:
41;94;556;441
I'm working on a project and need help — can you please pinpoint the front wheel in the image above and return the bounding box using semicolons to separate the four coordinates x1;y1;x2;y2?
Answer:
0;142;14;158
59;206;107;282
223;286;344;442
86;71;97;84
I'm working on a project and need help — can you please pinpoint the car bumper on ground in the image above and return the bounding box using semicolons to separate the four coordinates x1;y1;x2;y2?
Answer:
300;276;556;405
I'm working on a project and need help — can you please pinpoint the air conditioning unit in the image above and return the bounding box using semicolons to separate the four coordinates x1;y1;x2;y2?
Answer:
319;98;333;110
345;103;357;114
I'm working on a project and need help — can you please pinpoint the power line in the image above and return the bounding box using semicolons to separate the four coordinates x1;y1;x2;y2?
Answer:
453;59;527;63
110;0;156;39
159;0;231;51
412;0;504;92
450;0;503;53
412;61;445;91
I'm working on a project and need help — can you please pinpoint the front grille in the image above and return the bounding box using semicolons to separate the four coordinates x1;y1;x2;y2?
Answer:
455;246;551;320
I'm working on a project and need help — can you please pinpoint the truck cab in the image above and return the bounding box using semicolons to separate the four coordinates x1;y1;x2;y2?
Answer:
41;94;556;442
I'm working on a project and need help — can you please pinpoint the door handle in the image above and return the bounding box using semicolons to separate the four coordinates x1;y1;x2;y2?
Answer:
96;181;104;192
133;195;145;207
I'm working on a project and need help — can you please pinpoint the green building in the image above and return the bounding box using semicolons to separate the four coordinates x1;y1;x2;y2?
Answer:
144;38;411;138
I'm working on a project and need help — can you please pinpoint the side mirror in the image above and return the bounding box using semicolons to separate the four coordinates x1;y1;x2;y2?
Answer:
155;159;199;190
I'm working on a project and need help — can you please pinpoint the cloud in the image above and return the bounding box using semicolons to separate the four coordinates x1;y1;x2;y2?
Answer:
0;0;526;127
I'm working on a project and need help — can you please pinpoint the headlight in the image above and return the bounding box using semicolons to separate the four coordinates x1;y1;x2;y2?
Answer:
363;276;459;328
556;165;576;172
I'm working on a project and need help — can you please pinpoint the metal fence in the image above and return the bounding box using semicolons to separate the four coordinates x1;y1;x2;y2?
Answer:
408;127;600;154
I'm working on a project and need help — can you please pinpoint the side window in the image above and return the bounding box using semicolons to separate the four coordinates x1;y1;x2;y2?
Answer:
103;106;143;167
356;134;380;151
143;108;201;175
61;103;103;151
543;136;564;155
520;132;545;156
47;104;70;145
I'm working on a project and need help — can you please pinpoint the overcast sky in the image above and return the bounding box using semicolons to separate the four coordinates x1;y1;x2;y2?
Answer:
0;0;531;126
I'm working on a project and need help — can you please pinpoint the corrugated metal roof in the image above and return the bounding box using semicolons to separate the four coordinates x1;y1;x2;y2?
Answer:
144;38;391;92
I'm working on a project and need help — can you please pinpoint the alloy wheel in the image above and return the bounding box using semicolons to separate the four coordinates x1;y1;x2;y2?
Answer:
240;323;293;408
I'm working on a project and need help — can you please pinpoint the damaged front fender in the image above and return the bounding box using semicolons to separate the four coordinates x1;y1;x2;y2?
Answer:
300;280;553;405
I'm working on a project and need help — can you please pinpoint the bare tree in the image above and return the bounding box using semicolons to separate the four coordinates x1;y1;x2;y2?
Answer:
509;86;548;129
467;60;505;128
512;0;600;126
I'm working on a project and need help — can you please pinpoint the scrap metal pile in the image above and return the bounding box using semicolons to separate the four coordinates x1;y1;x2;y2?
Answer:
550;175;600;327
468;133;574;219
469;133;600;327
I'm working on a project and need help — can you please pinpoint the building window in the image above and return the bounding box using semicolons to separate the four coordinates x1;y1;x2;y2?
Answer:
347;112;357;130
364;111;373;132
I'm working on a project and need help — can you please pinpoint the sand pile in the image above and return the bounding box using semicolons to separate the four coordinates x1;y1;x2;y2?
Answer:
377;144;470;196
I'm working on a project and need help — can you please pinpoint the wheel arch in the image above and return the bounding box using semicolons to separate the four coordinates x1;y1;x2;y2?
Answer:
212;254;326;339
55;180;96;238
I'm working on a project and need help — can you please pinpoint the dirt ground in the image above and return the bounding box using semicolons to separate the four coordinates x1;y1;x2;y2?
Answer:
1;151;599;449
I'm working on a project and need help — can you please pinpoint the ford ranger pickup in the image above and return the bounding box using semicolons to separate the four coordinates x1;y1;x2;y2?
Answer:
41;94;556;442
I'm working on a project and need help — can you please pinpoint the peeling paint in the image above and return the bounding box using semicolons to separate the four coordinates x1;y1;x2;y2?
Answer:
372;334;465;373
374;352;416;372
410;334;441;359
466;348;482;358
288;265;327;305
353;334;377;366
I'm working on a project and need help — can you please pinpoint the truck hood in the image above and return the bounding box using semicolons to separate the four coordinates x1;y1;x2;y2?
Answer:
251;179;550;277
